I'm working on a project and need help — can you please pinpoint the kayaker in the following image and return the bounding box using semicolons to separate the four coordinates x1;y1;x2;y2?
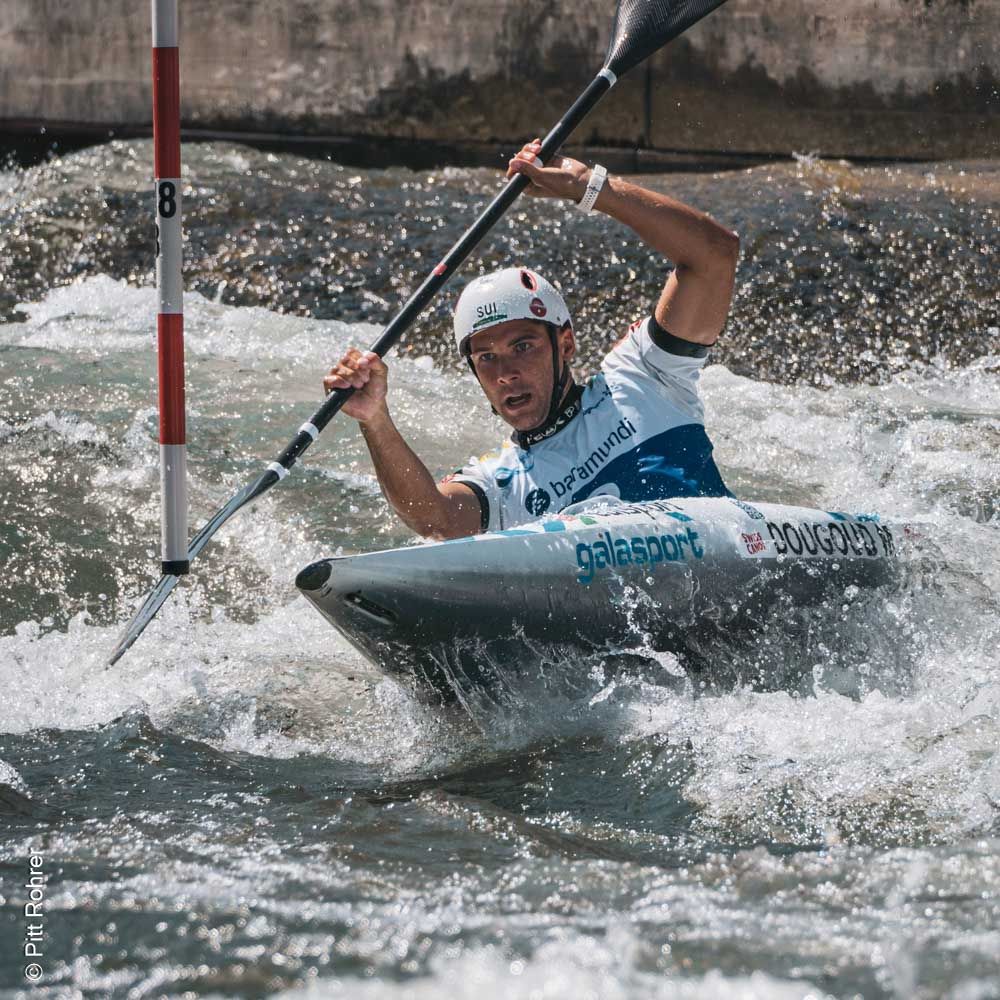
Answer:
324;140;739;538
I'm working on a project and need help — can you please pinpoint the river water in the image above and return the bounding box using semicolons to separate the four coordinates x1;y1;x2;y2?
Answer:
0;142;998;999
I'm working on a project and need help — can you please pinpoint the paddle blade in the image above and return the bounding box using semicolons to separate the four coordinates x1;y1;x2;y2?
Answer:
605;0;729;78
107;572;182;666
107;469;280;666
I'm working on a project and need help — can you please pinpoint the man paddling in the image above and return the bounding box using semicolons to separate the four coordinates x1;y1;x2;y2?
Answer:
324;140;739;538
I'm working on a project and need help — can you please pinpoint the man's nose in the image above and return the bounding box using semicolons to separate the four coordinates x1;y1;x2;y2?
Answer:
495;356;521;382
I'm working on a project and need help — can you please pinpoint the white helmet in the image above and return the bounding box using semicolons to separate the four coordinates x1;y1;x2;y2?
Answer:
453;267;571;356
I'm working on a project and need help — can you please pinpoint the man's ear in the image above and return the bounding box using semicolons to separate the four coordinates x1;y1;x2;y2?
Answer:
559;323;576;362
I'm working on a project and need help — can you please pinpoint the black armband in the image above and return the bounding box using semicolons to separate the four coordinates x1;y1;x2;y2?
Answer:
457;480;490;533
648;315;711;359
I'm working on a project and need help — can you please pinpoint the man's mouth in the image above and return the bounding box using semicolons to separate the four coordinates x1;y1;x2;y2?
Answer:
504;392;532;411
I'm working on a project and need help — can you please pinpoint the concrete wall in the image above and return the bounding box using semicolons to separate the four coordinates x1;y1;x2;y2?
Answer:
1;0;997;161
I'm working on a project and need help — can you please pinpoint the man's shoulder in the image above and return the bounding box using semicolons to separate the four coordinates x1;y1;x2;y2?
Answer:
604;316;650;358
454;438;520;476
577;372;615;415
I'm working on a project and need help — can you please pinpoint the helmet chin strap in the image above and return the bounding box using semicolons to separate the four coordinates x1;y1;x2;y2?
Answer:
540;323;572;430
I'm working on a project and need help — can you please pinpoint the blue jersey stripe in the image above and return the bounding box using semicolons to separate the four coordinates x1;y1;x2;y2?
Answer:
571;424;731;505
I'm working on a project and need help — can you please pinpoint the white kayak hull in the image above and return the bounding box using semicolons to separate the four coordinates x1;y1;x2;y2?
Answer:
296;497;913;703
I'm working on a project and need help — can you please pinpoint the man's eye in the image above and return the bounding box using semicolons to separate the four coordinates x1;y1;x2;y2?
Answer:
478;352;495;363
514;341;533;352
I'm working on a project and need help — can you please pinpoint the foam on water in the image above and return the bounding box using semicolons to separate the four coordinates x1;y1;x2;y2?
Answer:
275;938;841;1000
2;276;998;998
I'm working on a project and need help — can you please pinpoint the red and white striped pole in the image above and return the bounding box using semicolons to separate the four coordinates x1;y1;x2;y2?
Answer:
151;0;188;575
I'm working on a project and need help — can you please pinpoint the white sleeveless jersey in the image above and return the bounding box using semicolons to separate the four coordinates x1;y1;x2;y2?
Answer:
448;317;731;532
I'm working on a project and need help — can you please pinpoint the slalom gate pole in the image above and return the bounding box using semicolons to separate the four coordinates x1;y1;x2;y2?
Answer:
151;0;189;575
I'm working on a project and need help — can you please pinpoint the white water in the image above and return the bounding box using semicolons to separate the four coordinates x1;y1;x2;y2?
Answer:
2;278;998;998
4;274;998;811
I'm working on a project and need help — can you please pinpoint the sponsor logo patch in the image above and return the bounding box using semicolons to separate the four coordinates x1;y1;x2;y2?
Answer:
730;498;765;521
576;528;704;585
525;488;551;516
549;415;637;497
494;450;534;489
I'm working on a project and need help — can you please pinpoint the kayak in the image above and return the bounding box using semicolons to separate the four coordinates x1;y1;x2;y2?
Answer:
296;496;916;704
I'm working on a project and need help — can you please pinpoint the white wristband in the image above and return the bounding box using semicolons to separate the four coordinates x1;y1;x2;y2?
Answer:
577;164;607;213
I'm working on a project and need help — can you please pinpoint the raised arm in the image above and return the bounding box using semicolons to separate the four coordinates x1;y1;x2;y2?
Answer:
508;140;739;345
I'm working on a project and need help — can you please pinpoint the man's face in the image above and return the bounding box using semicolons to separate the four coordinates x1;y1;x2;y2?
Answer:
467;319;575;431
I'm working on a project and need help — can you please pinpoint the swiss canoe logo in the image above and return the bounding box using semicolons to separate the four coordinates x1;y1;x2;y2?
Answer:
529;297;547;318
524;488;551;516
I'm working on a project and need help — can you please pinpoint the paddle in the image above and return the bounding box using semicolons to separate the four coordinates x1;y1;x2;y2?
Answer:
108;0;731;666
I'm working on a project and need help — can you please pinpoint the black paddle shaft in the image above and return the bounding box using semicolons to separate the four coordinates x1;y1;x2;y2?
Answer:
274;71;613;472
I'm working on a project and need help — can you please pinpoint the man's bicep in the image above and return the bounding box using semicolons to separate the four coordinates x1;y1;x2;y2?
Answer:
437;481;489;538
654;263;736;347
